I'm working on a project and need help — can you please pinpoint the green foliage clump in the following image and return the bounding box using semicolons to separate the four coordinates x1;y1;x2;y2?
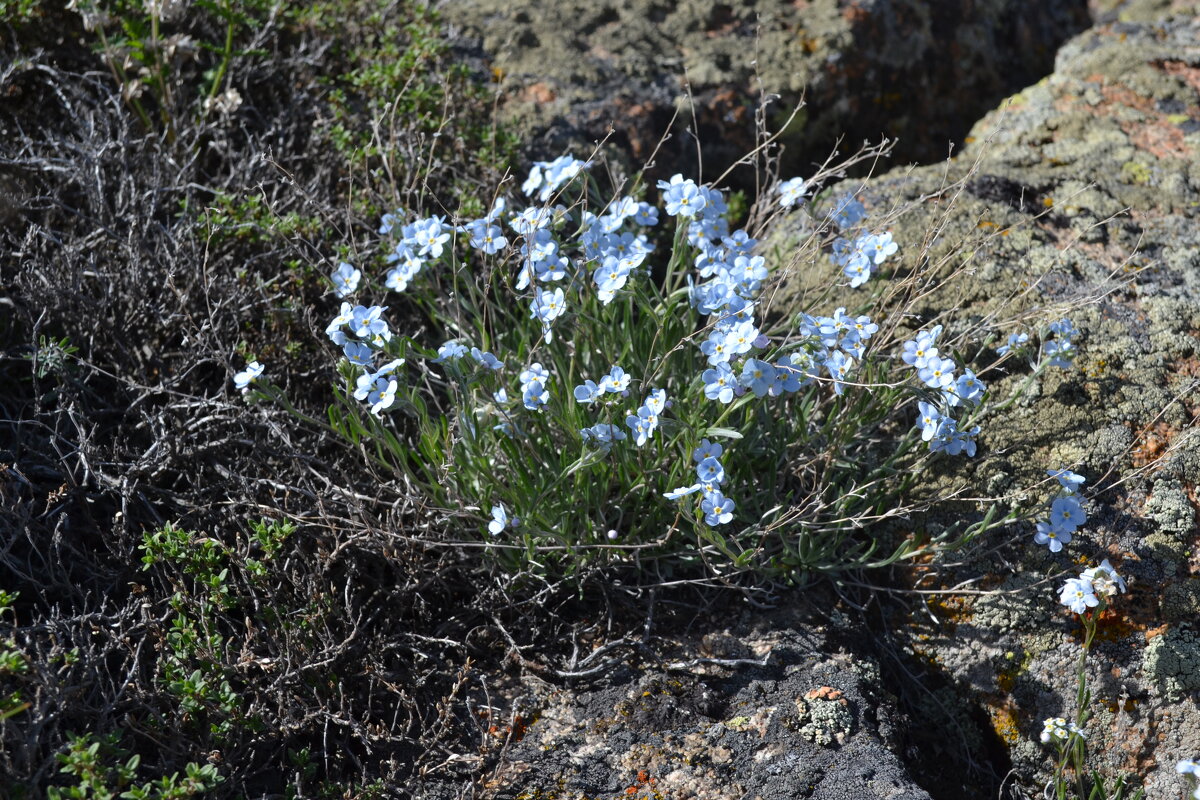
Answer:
47;732;222;800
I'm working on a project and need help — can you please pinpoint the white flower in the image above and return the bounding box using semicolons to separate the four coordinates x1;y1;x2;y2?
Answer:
1059;577;1098;615
777;177;808;208
1082;559;1127;598
233;361;264;390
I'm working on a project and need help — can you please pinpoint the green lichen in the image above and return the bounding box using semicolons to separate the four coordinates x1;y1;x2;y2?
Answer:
1141;626;1200;702
974;577;1049;634
1144;479;1195;542
793;696;854;747
1161;580;1200;624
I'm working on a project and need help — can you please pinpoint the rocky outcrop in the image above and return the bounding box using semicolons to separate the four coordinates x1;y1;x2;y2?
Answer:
767;10;1200;796
441;0;1090;178
481;603;934;800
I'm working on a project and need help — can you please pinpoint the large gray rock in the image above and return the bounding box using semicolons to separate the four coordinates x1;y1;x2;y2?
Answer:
441;0;1090;177
767;9;1200;796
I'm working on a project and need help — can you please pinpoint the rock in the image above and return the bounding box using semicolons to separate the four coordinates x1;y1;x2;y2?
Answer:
441;0;1091;179
765;10;1200;796
481;605;932;800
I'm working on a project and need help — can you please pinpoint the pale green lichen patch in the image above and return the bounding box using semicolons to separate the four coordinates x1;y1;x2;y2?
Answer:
1142;626;1200;702
1144;479;1196;541
793;693;854;747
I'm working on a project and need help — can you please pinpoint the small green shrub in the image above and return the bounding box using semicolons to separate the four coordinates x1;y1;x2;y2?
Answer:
47;732;223;800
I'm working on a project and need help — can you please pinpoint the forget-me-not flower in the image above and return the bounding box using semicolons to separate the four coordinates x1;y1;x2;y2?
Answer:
1049;496;1087;534
1059;576;1099;615
1034;521;1071;553
703;363;736;403
233;361;264;390
700;490;735;525
433;341;468;363
331;262;361;298
778;177;807;208
1048;468;1086;493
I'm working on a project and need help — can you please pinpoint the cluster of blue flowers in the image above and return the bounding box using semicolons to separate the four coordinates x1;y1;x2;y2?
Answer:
822;194;898;287
1032;469;1087;552
321;302;403;416
1043;318;1078;368
313;152;919;536
901;325;984;456
663;439;735;525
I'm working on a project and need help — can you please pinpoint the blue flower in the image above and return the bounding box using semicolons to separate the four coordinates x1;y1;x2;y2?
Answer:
643;388;667;414
573;380;601;403
696;456;725;485
693;438;724;462
1034;521;1071;553
530;287;566;338
901;330;941;368
918;356;956;390
997;332;1028;356
594;257;633;305
1044;338;1077;369
1048;468;1086;493
522;380;549;411
330;261;361;298
625;410;656;447
366;376;398;416
233;361;264;390
824;351;854;396
778;177;808;208
378;209;405;236
739;358;776;398
775;352;816;393
349;305;389;339
433;341;468;363
523;155;588;202
664;484;703;500
843;258;871;288
700;329;734;365
325;302;355;343
946;369;985;407
702;363;736;403
829;193;866;228
916;401;946;442
700;490;735;525
633;202;659;226
929;420;980;457
1049;496;1087;534
1049;318;1077;338
385;256;423;292
519;362;549;390
580;423;627;451
658;175;706;218
599;366;631;394
412;216;450;259
342;341;374;368
465;219;508;254
470;348;504;370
